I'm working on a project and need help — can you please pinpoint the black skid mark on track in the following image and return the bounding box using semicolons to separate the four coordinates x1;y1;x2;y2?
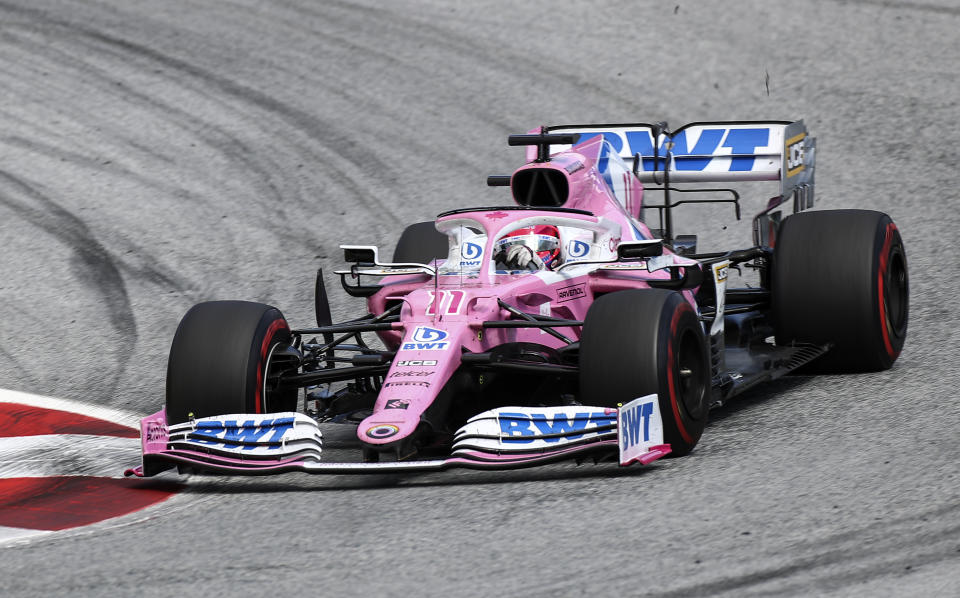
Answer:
0;136;223;294
0;1;404;228
1;29;319;267
78;34;401;226
0;171;136;395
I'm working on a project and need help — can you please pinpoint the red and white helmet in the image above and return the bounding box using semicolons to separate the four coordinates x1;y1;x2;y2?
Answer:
495;225;562;269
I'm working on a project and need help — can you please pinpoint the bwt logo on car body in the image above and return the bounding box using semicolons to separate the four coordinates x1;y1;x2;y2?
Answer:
567;239;590;259
498;411;614;443
402;326;450;351
190;418;294;450
459;241;483;266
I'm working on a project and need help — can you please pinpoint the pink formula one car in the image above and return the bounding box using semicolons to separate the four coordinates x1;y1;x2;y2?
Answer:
128;121;908;477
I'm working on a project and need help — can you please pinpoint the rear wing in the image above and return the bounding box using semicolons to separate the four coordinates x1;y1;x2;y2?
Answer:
543;120;816;209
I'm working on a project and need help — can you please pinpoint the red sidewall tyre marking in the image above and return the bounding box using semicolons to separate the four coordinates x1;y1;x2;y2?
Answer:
667;303;693;445
254;318;288;414
877;222;898;361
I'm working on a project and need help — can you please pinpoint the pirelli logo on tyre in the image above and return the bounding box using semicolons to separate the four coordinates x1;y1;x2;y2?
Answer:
785;133;805;177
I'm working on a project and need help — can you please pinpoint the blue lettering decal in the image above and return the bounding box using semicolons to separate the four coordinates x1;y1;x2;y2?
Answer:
623;410;639;449
641;401;653;442
499;413;535;443
671;129;724;171
624;128;770;172
189;418;294;450
530;412;589;441
625;130;663;171
191;420;225;445
265;417;295;443
402;342;449;350
627;129;724;171
723;129;769;171
621;401;654;450
625;130;653;156
221;419;273;449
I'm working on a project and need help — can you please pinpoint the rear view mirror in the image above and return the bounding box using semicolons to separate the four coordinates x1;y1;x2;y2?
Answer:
618;240;663;260
342;246;378;264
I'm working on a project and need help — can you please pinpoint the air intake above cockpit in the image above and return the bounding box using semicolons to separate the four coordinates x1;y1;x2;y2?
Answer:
511;167;570;207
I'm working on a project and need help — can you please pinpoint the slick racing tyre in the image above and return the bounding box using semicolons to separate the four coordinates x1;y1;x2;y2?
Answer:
772;209;908;372
580;289;710;456
393;221;448;264
165;301;299;425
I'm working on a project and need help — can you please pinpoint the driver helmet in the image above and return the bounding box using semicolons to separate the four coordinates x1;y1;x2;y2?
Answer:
495;225;562;269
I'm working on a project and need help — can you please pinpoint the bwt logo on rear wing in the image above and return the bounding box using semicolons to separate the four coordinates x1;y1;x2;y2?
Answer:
545;120;815;202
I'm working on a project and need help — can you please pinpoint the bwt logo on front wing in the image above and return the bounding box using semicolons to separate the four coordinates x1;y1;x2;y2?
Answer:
620;401;654;451
402;326;450;350
498;411;614;443
190;418;294;450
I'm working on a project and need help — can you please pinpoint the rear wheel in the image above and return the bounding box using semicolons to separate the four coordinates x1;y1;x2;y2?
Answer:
393;221;448;263
579;290;710;456
165;301;299;425
772;209;908;372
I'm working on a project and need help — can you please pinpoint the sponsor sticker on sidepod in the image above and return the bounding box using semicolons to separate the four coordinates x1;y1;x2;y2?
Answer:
617;395;663;465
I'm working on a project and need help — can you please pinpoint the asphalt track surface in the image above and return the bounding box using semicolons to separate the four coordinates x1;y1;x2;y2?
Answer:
0;0;958;595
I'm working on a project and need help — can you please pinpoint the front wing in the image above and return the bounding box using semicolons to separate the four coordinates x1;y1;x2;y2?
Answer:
125;396;669;477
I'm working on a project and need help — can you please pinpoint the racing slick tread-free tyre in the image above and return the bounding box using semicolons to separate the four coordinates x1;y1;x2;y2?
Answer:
579;289;710;456
392;221;448;264
165;301;298;425
772;209;908;372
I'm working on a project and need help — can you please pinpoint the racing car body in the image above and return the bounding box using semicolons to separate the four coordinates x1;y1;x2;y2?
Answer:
128;120;908;477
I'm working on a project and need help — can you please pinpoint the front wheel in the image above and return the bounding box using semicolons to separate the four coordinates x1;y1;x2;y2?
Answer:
579;290;710;456
165;301;299;425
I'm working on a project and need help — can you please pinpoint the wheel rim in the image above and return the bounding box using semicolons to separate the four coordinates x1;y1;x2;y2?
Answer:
262;342;299;413
676;328;708;420
885;248;908;337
